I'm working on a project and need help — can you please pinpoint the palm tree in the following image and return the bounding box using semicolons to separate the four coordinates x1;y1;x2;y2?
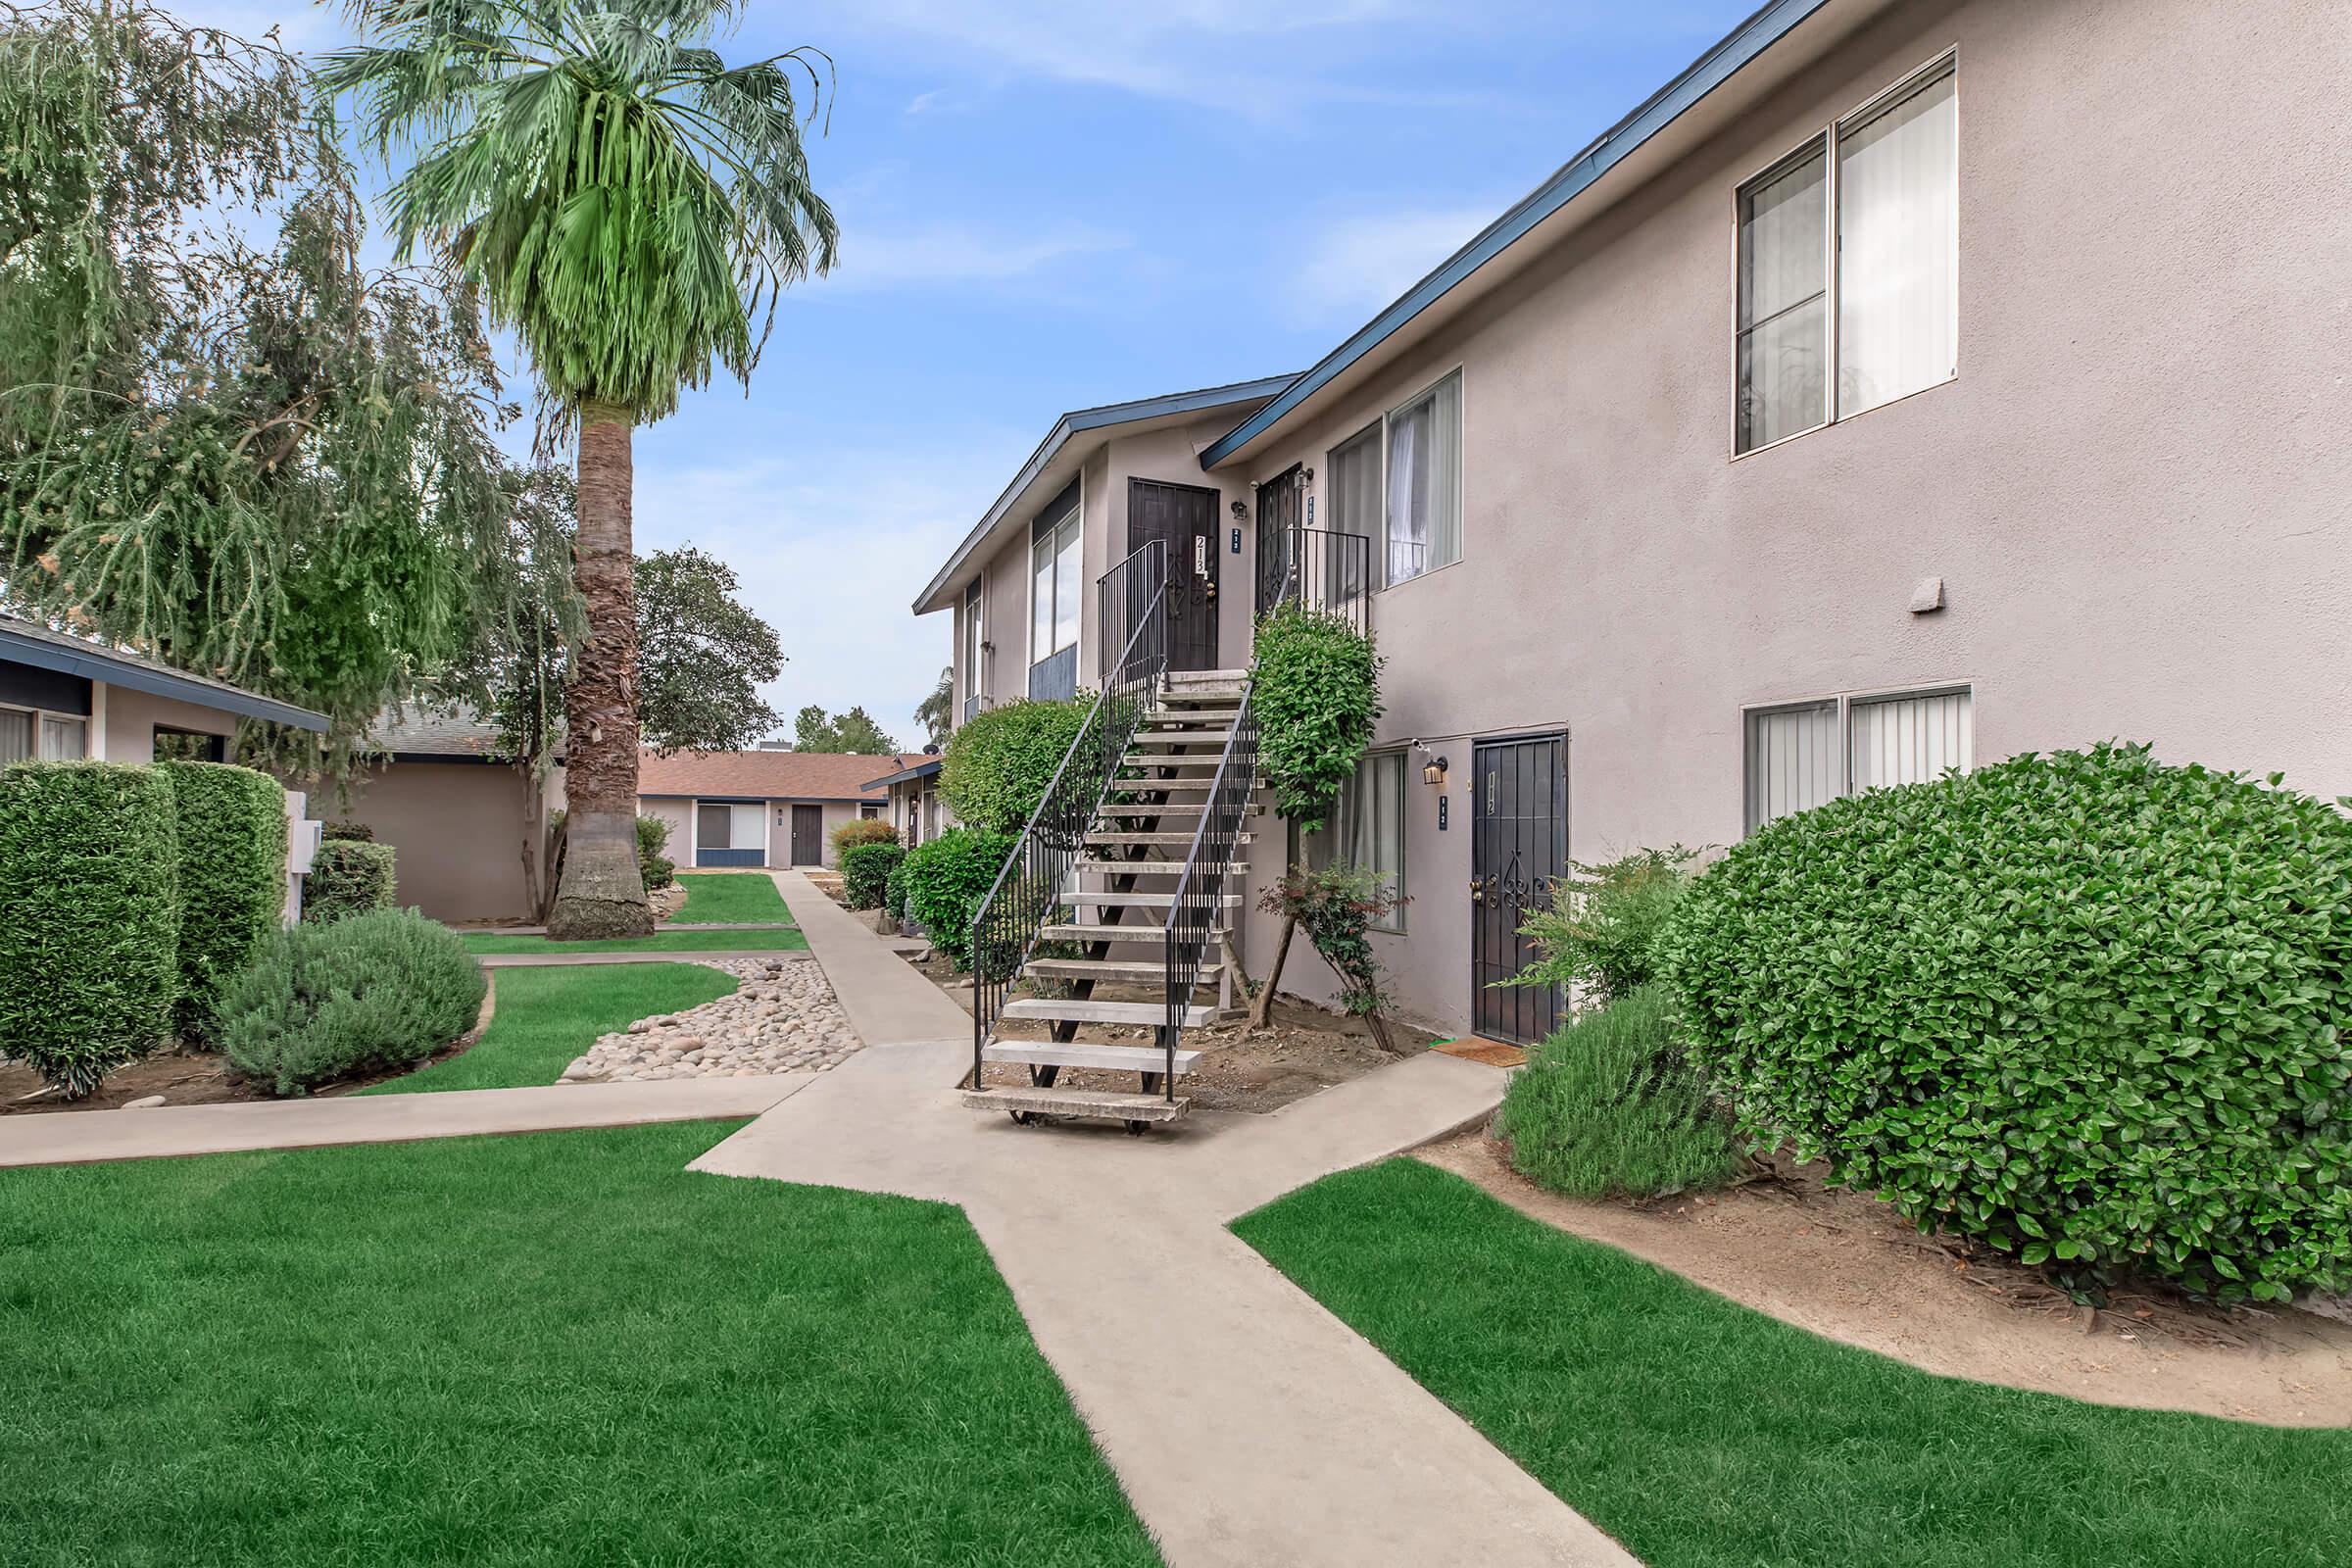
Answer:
325;0;837;938
914;664;953;747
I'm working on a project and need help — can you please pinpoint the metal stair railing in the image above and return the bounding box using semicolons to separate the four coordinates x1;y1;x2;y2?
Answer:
970;540;1168;1086
1159;682;1258;1101
1266;524;1372;639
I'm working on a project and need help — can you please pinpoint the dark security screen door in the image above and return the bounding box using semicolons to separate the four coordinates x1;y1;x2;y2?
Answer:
1254;465;1301;615
791;804;823;866
1471;733;1568;1045
1127;478;1220;671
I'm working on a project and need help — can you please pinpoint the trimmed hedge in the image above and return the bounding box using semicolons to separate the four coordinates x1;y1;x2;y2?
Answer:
1495;985;1740;1199
1252;605;1382;835
161;761;287;1044
884;858;910;923
0;760;181;1095
304;839;397;923
832;816;900;857
901;827;1016;971
218;908;487;1096
1663;742;2352;1301
839;841;906;910
941;699;1088;835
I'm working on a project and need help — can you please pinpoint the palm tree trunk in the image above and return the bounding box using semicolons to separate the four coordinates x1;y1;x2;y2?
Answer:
546;398;654;939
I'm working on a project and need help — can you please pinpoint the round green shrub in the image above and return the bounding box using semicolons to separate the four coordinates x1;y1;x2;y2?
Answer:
304;839;397;922
839;840;906;910
1252;605;1381;834
218;908;487;1096
635;813;676;891
0;760;181;1095
161;760;287;1044
884;858;911;923
941;699;1088;835
1663;742;2352;1301
901;826;1016;970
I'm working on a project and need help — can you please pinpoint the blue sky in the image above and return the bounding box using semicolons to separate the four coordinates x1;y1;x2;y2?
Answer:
202;1;1762;743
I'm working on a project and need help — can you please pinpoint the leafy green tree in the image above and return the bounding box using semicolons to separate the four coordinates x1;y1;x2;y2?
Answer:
0;1;520;770
636;546;782;754
325;0;839;938
794;704;900;755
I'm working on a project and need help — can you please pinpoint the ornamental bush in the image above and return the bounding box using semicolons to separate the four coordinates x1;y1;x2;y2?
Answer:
1252;605;1381;834
161;760;287;1044
1496;985;1741;1199
1663;742;2352;1301
218;908;486;1096
1512;846;1699;1009
901;826;1016;971
832;815;900;857
0;760;180;1095
636;813;676;891
884;858;911;923
839;841;906;910
304;839;398;923
941;698;1088;835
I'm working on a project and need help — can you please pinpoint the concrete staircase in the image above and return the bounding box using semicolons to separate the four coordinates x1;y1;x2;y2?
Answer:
962;668;1255;1131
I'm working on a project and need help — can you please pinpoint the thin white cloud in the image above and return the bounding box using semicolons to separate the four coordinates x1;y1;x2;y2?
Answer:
1285;206;1494;327
814;219;1133;292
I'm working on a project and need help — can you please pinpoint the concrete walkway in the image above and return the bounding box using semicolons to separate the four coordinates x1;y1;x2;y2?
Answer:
0;1074;815;1169
693;871;1635;1568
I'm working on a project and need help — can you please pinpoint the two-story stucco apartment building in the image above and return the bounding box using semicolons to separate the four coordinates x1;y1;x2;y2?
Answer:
913;0;2352;1046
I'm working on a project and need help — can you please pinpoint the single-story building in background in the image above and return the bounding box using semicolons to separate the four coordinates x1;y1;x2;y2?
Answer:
862;753;946;847
333;710;554;925
638;750;928;869
2;612;329;918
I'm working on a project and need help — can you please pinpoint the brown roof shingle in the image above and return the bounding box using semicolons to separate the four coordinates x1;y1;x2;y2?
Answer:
636;750;932;803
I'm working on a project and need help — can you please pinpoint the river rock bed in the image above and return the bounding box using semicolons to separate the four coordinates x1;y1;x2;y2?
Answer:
560;958;860;1082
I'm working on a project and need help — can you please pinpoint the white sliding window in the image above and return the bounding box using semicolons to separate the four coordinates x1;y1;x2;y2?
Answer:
1029;505;1081;662
1745;685;1973;832
0;709;29;764
1736;55;1956;453
1383;372;1460;585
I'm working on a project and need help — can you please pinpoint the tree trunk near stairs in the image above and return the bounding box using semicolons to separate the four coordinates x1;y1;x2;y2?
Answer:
546;399;654;940
1250;911;1298;1029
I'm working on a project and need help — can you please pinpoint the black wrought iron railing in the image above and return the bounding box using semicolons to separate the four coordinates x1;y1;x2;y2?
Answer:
1159;684;1258;1100
971;541;1168;1082
1097;538;1167;689
1264;525;1372;639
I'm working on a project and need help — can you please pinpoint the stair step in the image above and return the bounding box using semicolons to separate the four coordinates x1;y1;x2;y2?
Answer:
1003;999;1214;1027
962;1086;1192;1123
1027;957;1223;984
982;1042;1202;1072
1085;831;1254;846
1095;805;1208;817
1156;689;1246;705
1065;890;1242;909
1041;922;1220;943
1074;860;1249;878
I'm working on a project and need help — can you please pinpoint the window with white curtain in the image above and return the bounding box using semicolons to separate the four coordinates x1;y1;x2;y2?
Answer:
1736;56;1957;453
962;578;985;715
1308;750;1406;932
1;706;86;762
1383;371;1461;585
1322;424;1381;606
0;708;30;764
39;714;86;759
1030;504;1081;662
1744;685;1973;831
696;801;765;851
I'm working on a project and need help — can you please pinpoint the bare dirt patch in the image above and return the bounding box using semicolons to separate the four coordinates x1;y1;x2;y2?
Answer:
906;949;1437;1113
1418;1130;2352;1428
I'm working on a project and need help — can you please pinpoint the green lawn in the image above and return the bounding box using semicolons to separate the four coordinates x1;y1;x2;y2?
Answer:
1236;1158;2352;1568
461;927;807;955
366;962;737;1094
670;870;794;924
0;1121;1159;1566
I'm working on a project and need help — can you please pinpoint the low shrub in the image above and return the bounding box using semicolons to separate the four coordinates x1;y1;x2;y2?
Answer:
218;908;487;1096
940;699;1088;835
0;760;180;1095
832;816;900;857
161;761;287;1044
1511;846;1698;1009
839;841;906;910
1252;605;1382;836
1495;985;1740;1198
322;819;375;842
636;813;676;891
901;826;1016;970
884;858;910;923
304;839;397;922
1257;863;1408;1049
1663;742;2352;1301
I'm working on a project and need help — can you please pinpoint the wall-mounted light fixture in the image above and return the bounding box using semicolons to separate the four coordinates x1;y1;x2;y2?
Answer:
1230;500;1248;519
1409;739;1448;788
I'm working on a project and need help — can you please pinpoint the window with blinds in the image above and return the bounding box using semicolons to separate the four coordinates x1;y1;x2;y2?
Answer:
1736;55;1957;453
696;802;765;851
1745;686;1973;832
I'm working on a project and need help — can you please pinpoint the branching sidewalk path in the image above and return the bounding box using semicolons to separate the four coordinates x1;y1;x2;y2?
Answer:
696;871;1638;1568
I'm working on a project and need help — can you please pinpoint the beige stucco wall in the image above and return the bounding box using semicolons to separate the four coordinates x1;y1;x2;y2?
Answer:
98;685;236;762
1202;0;2352;1035
337;760;537;924
640;797;693;865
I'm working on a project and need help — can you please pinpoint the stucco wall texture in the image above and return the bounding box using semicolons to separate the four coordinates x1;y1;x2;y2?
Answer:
338;761;538;924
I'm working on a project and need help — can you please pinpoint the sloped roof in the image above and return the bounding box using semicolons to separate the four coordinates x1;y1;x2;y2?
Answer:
367;707;511;760
0;613;328;731
637;749;933;802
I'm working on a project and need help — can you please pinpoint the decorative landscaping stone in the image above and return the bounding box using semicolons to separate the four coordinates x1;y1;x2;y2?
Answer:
121;1094;168;1109
559;959;861;1083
